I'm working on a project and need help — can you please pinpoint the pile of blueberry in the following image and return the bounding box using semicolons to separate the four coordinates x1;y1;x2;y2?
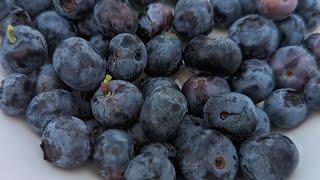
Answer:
1;0;320;179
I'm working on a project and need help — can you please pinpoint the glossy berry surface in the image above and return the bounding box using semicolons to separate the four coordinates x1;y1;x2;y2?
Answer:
141;77;179;98
303;33;320;60
256;0;298;20
228;15;280;59
210;0;242;28
264;89;308;129
304;75;320;110
141;143;177;161
295;0;320;30
41;116;91;168
269;46;318;91
239;133;299;180
52;0;95;20
182;75;231;116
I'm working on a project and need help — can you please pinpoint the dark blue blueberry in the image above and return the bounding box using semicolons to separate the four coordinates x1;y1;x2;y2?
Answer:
0;0;12;20
203;92;257;140
91;80;143;129
76;14;99;38
303;33;320;61
184;36;242;75
269;46;318;91
0;73;34;115
264;89;308;129
41;116;91;168
146;34;182;77
231;59;275;103
295;0;320;30
304;75;320;110
34;11;76;56
15;0;52;17
52;0;95;20
0;25;48;75
53;37;107;91
210;0;242;28
253;106;271;136
239;133;299;180
178;129;238;180
239;0;257;15
108;33;147;82
26;89;79;135
141;77;179;99
128;122;151;149
125;153;176;180
93;129;134;178
139;87;188;141
141;143;177;161
72;90;94;120
174;0;214;39
228;15;280;59
275;14;306;47
182;75;231;116
256;0;298;20
89;34;110;58
94;0;138;38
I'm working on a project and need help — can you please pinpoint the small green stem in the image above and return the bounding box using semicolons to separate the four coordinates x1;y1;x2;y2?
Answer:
6;25;17;44
101;74;112;96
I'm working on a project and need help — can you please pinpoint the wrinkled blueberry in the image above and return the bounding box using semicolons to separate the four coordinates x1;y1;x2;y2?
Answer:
210;0;242;28
295;0;320;30
256;0;298;20
52;0;95;20
89;34;109;58
303;33;320;61
304;75;320;110
141;77;179;98
141;143;177;161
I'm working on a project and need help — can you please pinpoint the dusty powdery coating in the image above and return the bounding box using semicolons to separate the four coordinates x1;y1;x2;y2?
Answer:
53;37;106;92
141;77;179;99
0;25;48;75
210;0;242;28
15;0;52;17
93;129;134;178
124;153;176;180
41;116;91;168
108;33;147;82
140;87;188;141
174;0;214;39
0;73;34;116
91;80;143;129
26;89;79;135
239;133;299;180
253;106;271;136
52;0;95;20
295;0;320;30
304;75;320;110
141;143;177;161
178;129;238;180
264;89;308;129
303;33;320;61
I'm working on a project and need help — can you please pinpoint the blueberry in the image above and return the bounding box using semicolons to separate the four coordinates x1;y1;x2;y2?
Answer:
0;73;34;115
304;75;320;110
93;129;134;178
41;116;91;168
184;36;242;75
231;59;275;103
275;14;306;47
228;15;280;59
128;0;157;7
15;0;52;17
239;0;257;15
139;87;188;141
72;90;94;120
303;33;320;61
76;14;99;38
264;88;308;129
203;92;257;140
52;0;95;20
295;0;320;30
26;89;79;135
137;2;173;42
253;106;271;136
108;33;147;82
256;0;298;20
141;77;179;98
89;34;110;58
146;34;182;77
210;0;242;28
0;0;12;20
94;0;138;38
269;46;318;91
174;0;214;39
182;75;231;116
34;11;76;56
128;122;151;148
91;79;143;129
239;133;299;180
53;37;107;91
141;143;177;161
178;129;238;180
0;25;48;75
124;153;176;180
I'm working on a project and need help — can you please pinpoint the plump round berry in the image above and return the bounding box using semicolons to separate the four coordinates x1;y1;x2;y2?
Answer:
89;34;110;58
108;33;147;82
178;129;238;180
228;15;280;59
53;37;107;91
174;0;214;39
253;106;271;136
269;46;318;91
184;36;242;75
41;116;91;168
125;153;176;180
239;0;257;15
182;75;231;116
303;33;320;60
264;89;308;129
91;80;143;129
295;0;320;30
275;14;306;47
141;143;177;161
203;92;257;140
76;14;99;38
140;87;188;141
94;0;138;38
304;75;320;110
239;133;299;180
231;59;275;103
141;77;179;98
256;0;298;20
0;73;34;115
146;34;182;77
52;0;95;20
15;0;52;17
26;89;79;135
210;0;242;28
0;25;48;75
128;122;151;148
93;129;134;178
